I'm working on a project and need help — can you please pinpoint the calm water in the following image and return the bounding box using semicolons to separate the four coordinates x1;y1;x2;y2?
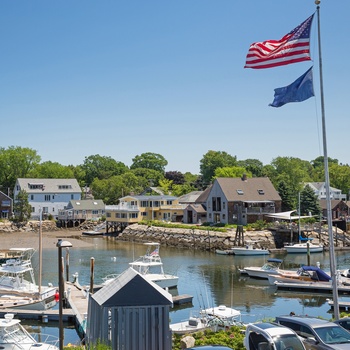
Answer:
29;236;350;346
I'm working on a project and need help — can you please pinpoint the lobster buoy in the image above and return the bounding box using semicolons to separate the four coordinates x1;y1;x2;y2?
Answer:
54;291;60;302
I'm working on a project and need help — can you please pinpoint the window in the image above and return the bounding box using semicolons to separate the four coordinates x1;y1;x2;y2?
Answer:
71;194;74;200
141;212;147;216
92;210;98;215
237;189;244;195
44;195;51;201
258;189;265;195
223;202;226;210
167;200;173;205
31;195;34;200
130;213;138;218
58;185;72;189
141;201;148;207
107;213;111;218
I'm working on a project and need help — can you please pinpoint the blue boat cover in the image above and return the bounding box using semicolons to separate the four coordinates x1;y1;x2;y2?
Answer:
267;258;283;264
302;266;331;282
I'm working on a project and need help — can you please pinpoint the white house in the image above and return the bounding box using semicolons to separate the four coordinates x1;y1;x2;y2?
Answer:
305;182;347;201
13;178;81;220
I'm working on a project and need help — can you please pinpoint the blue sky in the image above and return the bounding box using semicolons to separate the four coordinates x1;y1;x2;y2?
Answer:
1;1;348;174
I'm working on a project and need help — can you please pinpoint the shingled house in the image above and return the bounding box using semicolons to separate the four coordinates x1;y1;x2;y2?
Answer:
206;176;282;225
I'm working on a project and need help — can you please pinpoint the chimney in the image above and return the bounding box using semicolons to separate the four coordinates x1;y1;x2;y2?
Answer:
242;173;247;181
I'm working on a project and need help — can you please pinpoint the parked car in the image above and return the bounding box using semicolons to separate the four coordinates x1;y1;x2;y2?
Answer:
275;315;350;350
187;347;233;349
244;322;306;350
334;317;350;332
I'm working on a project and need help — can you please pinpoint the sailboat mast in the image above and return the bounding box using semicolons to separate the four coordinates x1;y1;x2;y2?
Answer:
315;0;340;319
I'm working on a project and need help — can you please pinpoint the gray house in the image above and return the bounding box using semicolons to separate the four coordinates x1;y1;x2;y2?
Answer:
206;176;282;225
0;190;12;219
86;268;173;350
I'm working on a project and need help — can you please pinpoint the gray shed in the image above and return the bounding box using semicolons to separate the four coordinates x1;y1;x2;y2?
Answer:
86;268;173;350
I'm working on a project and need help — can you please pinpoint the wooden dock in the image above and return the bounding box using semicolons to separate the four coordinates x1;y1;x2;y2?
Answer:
0;281;193;341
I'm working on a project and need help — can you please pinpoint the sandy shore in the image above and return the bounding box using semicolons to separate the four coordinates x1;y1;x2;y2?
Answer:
0;230;95;250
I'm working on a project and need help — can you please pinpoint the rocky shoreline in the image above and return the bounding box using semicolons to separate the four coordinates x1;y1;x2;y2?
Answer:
1;220;346;252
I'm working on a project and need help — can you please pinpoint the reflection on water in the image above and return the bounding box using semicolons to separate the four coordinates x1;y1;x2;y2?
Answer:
27;236;350;345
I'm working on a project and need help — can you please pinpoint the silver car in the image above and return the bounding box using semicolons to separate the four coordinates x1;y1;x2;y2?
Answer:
275;315;350;350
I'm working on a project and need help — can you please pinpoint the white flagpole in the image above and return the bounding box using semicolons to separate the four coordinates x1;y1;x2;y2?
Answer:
315;0;340;319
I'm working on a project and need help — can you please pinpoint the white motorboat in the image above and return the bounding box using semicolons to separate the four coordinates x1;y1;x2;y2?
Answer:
170;305;243;334
284;242;324;254
0;248;57;310
0;313;59;349
240;258;284;279
231;245;270;256
102;242;179;289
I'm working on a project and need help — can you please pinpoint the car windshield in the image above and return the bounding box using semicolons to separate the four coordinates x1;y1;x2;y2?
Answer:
272;334;305;350
315;326;350;344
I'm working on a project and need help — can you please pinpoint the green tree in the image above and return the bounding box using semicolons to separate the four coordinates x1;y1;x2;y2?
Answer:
269;157;313;201
237;158;264;177
200;150;237;185
214;166;252;178
300;184;321;216
158;179;173;195
277;180;295;211
328;163;350;197
130;168;164;187
13;189;32;223
311;156;339;181
28;161;75;178
0;146;41;195
130;152;168;173
82;155;128;185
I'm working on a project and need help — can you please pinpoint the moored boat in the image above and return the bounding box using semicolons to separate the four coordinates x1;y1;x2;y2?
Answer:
0;313;59;349
102;242;179;289
231;245;270;256
0;248;57;310
239;258;284;279
284;242;323;254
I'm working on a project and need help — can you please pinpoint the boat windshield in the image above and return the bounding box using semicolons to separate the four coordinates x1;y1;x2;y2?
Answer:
272;334;305;350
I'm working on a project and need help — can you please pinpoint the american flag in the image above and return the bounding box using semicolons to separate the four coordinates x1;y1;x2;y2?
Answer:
244;14;314;69
150;247;159;256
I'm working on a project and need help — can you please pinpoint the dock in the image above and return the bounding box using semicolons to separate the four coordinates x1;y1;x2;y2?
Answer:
0;281;193;340
327;299;350;310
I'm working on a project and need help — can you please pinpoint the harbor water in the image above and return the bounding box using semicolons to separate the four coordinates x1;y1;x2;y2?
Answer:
28;235;350;346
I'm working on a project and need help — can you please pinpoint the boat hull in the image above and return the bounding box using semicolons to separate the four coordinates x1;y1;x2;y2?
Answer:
284;243;323;254
231;248;270;256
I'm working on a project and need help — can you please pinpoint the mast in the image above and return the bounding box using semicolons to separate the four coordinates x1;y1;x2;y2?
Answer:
315;0;340;319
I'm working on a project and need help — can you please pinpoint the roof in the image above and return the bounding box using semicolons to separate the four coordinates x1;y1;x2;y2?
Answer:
120;194;177;201
185;203;206;213
16;178;81;193
319;199;349;210
91;268;173;307
195;185;212;204
215;177;281;202
177;191;203;204
67;199;105;210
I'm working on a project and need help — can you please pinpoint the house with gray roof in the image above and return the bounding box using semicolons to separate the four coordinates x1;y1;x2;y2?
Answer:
57;199;105;227
206;175;281;225
14;178;81;220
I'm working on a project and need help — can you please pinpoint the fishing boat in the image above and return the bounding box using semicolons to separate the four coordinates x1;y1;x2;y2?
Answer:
231;245;270;256
0;248;57;310
82;230;104;236
239;258;284;279
102;242;179;289
0;313;59;349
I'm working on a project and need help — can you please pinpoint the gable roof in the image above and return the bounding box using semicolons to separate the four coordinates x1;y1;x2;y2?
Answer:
185;203;206;214
16;178;81;193
67;199;105;210
215;177;281;202
195;185;212;204
92;268;173;307
319;199;349;210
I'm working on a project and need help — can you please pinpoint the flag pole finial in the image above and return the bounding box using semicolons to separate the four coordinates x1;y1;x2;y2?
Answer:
315;0;320;4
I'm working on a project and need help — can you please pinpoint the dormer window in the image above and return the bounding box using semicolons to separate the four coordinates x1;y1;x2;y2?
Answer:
237;189;244;195
258;189;265;195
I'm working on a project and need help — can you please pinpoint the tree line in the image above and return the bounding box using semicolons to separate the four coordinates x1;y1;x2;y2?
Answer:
1;146;349;215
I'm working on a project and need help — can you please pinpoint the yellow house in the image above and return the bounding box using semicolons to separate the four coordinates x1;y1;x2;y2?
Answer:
105;195;186;226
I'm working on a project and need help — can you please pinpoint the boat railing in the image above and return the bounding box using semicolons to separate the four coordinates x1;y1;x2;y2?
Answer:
30;333;59;348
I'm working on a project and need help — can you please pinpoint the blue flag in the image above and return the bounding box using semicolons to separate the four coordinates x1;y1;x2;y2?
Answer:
269;67;314;107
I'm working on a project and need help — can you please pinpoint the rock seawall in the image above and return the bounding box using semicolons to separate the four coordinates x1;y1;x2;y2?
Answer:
117;224;278;251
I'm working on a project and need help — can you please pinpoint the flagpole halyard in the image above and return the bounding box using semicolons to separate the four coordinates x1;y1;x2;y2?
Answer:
315;1;340;320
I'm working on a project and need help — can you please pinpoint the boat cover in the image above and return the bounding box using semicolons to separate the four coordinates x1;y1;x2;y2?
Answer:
302;266;331;282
